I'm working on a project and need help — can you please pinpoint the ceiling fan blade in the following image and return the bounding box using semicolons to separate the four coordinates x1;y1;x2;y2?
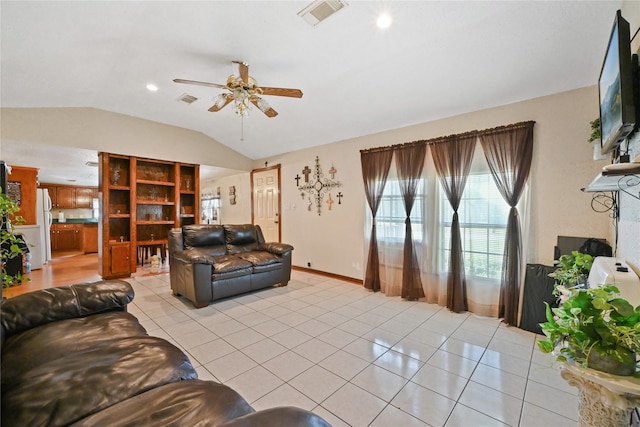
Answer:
208;94;233;112
173;78;227;89
259;87;303;98
232;60;249;84
250;96;278;118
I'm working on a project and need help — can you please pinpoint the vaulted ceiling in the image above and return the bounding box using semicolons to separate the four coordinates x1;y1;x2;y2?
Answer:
0;1;623;185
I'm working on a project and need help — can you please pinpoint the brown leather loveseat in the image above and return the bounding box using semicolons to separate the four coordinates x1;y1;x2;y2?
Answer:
168;224;293;308
0;280;329;427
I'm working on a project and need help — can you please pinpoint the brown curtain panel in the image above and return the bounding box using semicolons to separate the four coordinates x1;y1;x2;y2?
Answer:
395;144;427;300
479;122;534;325
430;134;477;313
361;150;393;292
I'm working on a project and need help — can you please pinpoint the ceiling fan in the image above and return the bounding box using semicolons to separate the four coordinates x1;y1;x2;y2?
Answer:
173;60;303;118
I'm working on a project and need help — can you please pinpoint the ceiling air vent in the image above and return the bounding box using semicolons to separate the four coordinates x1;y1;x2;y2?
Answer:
177;93;198;104
298;0;348;26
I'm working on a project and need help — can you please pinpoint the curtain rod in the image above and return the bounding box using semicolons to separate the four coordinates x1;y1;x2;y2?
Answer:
360;120;535;154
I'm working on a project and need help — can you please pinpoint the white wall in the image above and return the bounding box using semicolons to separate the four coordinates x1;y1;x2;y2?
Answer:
1;107;253;171
255;86;610;280
203;173;252;225
616;0;640;274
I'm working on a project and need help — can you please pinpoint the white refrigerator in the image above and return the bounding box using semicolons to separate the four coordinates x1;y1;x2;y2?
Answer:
36;188;53;264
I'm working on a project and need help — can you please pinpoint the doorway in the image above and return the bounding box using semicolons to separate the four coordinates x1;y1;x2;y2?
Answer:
251;165;281;242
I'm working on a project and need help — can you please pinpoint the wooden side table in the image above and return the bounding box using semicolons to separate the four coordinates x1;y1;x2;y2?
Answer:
558;362;640;426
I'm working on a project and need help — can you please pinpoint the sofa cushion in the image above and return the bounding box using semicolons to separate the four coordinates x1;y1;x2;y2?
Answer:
211;254;253;273
237;251;282;267
2;311;147;387
70;380;255;427
2;336;197;427
183;224;226;250
251;263;283;274
224;224;260;254
1;280;134;337
218;406;332;427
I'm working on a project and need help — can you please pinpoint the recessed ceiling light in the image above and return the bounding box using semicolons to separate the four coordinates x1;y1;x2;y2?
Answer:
146;83;159;92
377;13;392;29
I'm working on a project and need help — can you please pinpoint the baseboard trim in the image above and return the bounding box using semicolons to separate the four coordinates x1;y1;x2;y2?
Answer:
291;266;362;286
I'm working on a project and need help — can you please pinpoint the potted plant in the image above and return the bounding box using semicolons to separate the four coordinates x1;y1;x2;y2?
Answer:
1;189;26;288
588;118;609;160
588;118;601;143
538;285;640;376
548;251;594;288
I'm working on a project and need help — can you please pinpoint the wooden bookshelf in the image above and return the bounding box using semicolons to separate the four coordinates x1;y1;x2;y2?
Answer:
98;153;199;279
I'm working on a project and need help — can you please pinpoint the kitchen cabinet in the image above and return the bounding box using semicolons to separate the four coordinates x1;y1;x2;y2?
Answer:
51;223;80;251
56;186;76;209
81;223;99;253
75;188;94;209
49;223;98;252
41;184;98;209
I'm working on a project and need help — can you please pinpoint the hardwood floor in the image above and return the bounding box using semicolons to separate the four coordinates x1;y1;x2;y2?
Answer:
4;251;169;298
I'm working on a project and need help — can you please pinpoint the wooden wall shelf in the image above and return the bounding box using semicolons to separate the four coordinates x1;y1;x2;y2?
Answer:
98;153;199;279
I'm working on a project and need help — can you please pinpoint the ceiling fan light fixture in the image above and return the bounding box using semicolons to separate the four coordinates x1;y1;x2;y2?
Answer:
256;98;271;113
213;93;228;108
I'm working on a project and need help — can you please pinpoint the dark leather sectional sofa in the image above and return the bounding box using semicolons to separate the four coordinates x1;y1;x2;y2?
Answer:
0;280;329;427
169;224;293;308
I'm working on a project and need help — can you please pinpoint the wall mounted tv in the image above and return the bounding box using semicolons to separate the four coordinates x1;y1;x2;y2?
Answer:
598;10;637;155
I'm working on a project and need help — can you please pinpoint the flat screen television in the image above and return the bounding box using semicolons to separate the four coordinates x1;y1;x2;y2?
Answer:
598;10;636;155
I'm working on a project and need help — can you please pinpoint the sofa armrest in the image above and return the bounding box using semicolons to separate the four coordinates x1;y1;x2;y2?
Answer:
218;406;330;427
261;242;294;256
172;248;218;265
1;280;134;337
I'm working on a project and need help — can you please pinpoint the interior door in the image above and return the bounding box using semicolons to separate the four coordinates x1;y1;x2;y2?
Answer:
252;166;280;242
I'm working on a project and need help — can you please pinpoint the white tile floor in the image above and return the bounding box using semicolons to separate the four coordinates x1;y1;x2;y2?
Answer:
125;270;579;427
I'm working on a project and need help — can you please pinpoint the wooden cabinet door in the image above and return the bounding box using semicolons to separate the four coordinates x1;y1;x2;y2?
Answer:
81;224;99;253
50;227;58;251
75;188;94;208
56;227;77;250
41;185;58;208
110;244;130;275
56;187;76;209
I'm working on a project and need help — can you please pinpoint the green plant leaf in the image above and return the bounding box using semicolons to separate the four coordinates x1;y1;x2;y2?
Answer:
537;340;554;353
610;298;635;317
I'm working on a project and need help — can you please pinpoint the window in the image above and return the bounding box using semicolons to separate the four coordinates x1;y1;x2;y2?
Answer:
439;173;509;280
377;179;424;243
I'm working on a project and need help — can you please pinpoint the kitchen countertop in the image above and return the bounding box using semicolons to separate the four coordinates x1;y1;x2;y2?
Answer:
52;219;99;224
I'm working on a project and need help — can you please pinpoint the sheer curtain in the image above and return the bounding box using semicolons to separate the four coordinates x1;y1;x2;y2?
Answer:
361;150;393;292
430;134;477;313
479;122;534;325
373;149;443;301
395;144;427;300
361;121;533;318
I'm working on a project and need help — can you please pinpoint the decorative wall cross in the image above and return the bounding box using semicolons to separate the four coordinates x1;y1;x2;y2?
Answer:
298;156;341;215
337;192;343;204
294;174;301;186
326;194;334;210
302;166;312;183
